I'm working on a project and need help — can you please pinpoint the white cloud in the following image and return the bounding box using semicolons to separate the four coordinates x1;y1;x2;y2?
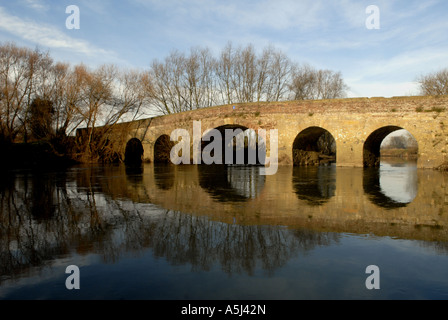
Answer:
22;0;48;11
214;0;327;31
133;0;327;31
0;7;113;57
352;47;448;83
347;81;420;98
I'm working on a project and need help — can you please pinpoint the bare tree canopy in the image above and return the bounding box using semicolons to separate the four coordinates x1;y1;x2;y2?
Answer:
289;64;349;100
418;68;448;96
0;42;54;142
0;42;150;162
147;42;349;114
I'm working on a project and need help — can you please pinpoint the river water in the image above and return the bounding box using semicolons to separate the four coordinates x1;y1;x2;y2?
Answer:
1;159;448;300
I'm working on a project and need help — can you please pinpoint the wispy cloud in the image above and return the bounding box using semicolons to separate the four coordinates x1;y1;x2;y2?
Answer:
133;0;327;31
0;7;113;57
347;81;420;98
22;0;49;11
212;0;326;31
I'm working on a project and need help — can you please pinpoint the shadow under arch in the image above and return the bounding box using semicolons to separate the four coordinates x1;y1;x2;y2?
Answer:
125;138;144;166
292;127;336;166
198;165;265;202
154;134;175;164
292;166;336;206
363;126;418;167
363;162;418;209
201;124;266;165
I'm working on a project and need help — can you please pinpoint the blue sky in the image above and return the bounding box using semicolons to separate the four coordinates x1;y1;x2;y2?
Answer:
1;0;448;98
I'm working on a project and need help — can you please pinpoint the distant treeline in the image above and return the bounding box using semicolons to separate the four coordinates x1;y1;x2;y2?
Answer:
148;42;350;114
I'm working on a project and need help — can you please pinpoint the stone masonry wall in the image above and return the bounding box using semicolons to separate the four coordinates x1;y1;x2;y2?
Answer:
117;95;448;168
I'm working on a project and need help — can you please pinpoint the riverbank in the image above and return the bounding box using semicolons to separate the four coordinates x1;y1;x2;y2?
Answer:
380;148;418;159
0;142;79;171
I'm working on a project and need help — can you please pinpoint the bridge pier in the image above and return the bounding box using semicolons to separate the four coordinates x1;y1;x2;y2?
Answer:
336;142;364;168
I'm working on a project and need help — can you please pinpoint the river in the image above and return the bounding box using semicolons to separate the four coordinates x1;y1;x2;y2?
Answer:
1;159;448;300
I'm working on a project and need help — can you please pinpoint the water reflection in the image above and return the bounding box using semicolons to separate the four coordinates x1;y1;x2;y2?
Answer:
292;166;336;206
0;169;338;283
2;161;448;300
125;165;144;184
363;159;418;209
379;160;418;204
30;173;57;221
198;165;265;202
149;211;339;276
153;163;175;190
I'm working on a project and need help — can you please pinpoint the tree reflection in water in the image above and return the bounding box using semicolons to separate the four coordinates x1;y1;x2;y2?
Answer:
0;167;338;284
148;210;340;276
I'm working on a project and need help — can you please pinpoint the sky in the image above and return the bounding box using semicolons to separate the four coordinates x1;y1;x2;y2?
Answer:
1;0;448;98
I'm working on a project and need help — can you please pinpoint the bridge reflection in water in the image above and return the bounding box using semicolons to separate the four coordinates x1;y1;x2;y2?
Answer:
118;160;433;232
1;161;448;299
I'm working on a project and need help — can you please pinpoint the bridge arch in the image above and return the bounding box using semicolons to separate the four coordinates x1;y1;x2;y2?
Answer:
154;134;175;164
292;127;336;166
124;138;144;166
201;124;265;165
363;126;418;167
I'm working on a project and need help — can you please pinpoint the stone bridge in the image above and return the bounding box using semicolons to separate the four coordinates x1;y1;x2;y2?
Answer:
111;95;448;169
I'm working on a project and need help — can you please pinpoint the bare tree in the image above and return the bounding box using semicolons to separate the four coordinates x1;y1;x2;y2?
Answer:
148;51;187;115
29;97;54;140
215;42;236;105
418;68;448;96
214;43;293;104
265;47;294;102
315;69;348;99
52;62;84;138
146;43;349;116
233;44;257;103
148;48;220;115
184;47;217;110
289;63;317;100
289;64;348;100
110;68;150;123
72;64;116;160
74;64;151;162
0;43;53;142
